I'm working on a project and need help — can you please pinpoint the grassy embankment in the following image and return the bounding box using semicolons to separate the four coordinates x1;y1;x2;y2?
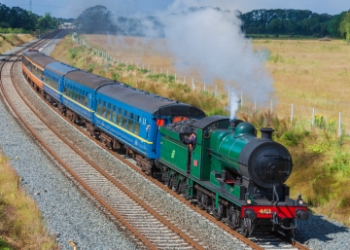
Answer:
0;34;33;55
0;154;59;249
51;35;350;226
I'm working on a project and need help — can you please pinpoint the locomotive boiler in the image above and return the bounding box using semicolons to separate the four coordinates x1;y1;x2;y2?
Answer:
159;116;308;237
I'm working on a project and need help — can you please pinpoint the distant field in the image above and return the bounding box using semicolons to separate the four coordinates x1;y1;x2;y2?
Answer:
84;35;350;130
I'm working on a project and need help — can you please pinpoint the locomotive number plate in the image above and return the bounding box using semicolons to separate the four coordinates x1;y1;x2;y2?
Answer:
258;209;272;214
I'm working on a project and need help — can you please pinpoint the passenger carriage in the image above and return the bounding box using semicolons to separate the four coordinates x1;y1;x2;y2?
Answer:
43;62;77;103
93;83;205;173
22;50;57;93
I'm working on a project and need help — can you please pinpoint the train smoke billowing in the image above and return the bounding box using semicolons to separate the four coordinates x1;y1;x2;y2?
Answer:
77;1;274;119
156;0;274;119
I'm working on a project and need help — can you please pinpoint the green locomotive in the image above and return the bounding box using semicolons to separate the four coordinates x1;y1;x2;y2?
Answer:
157;115;308;237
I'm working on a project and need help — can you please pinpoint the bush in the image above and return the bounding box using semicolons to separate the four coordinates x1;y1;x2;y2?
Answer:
68;48;78;59
112;73;120;81
314;114;326;129
280;130;304;146
127;65;136;71
137;68;149;74
328;151;350;177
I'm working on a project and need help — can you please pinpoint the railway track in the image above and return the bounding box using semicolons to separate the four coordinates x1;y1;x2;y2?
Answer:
0;33;311;250
0;38;206;250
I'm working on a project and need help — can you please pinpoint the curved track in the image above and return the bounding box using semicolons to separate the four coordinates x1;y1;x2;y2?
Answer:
0;36;206;250
0;33;310;250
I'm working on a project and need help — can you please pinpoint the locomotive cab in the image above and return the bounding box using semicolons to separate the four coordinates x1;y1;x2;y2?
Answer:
159;115;308;238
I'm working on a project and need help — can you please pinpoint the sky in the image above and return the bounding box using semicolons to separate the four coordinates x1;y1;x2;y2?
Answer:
1;0;349;18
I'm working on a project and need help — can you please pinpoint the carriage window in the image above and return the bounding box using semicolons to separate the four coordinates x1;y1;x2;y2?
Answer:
122;116;127;128
106;108;111;120
112;111;117;123
97;100;102;115
134;122;140;135
117;114;122;125
128;113;134;131
102;103;106;117
134;115;140;135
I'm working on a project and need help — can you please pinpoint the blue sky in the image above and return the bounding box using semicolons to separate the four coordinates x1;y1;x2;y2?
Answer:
1;0;349;18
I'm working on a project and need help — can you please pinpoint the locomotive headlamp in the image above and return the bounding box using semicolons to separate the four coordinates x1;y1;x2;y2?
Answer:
296;194;304;205
246;198;252;205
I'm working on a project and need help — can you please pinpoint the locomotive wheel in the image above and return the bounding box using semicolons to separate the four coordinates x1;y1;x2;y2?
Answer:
172;178;180;193
228;206;240;229
197;192;209;210
213;203;224;221
176;179;185;194
196;191;203;209
240;218;252;237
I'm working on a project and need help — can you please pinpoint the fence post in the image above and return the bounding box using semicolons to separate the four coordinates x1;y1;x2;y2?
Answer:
183;76;186;84
291;104;294;122
338;112;342;137
254;99;257;111
240;92;243;107
270;100;273;113
192;78;195;89
311;108;315;127
215;84;218;97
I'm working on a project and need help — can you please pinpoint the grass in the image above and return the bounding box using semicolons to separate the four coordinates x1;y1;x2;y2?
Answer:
0;155;59;249
51;34;350;226
0;34;33;55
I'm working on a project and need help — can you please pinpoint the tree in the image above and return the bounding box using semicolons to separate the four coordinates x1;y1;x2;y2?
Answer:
77;5;114;34
339;11;350;40
37;13;55;30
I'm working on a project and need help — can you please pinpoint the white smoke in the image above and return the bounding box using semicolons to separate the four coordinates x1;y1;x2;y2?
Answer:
156;0;274;119
85;0;274;119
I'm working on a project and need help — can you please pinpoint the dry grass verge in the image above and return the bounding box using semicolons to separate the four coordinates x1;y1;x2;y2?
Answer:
0;34;34;55
0;154;58;250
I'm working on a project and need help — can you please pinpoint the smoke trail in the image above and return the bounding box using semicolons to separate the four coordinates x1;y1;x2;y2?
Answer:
157;1;274;118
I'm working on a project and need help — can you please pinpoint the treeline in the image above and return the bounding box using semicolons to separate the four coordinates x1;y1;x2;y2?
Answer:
76;6;350;40
0;3;69;33
240;9;348;38
76;5;163;36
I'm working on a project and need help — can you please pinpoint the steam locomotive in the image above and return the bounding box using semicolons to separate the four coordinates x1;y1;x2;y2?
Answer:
22;49;308;238
158;116;308;237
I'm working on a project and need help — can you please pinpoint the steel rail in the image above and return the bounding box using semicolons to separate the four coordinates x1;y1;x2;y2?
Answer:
2;46;206;249
1;53;158;250
6;33;309;250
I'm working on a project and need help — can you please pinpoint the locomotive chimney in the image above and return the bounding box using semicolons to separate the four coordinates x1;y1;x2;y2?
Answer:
260;128;274;139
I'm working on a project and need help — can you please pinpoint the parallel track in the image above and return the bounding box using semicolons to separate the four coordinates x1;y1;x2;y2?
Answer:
0;36;205;250
0;33;310;250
